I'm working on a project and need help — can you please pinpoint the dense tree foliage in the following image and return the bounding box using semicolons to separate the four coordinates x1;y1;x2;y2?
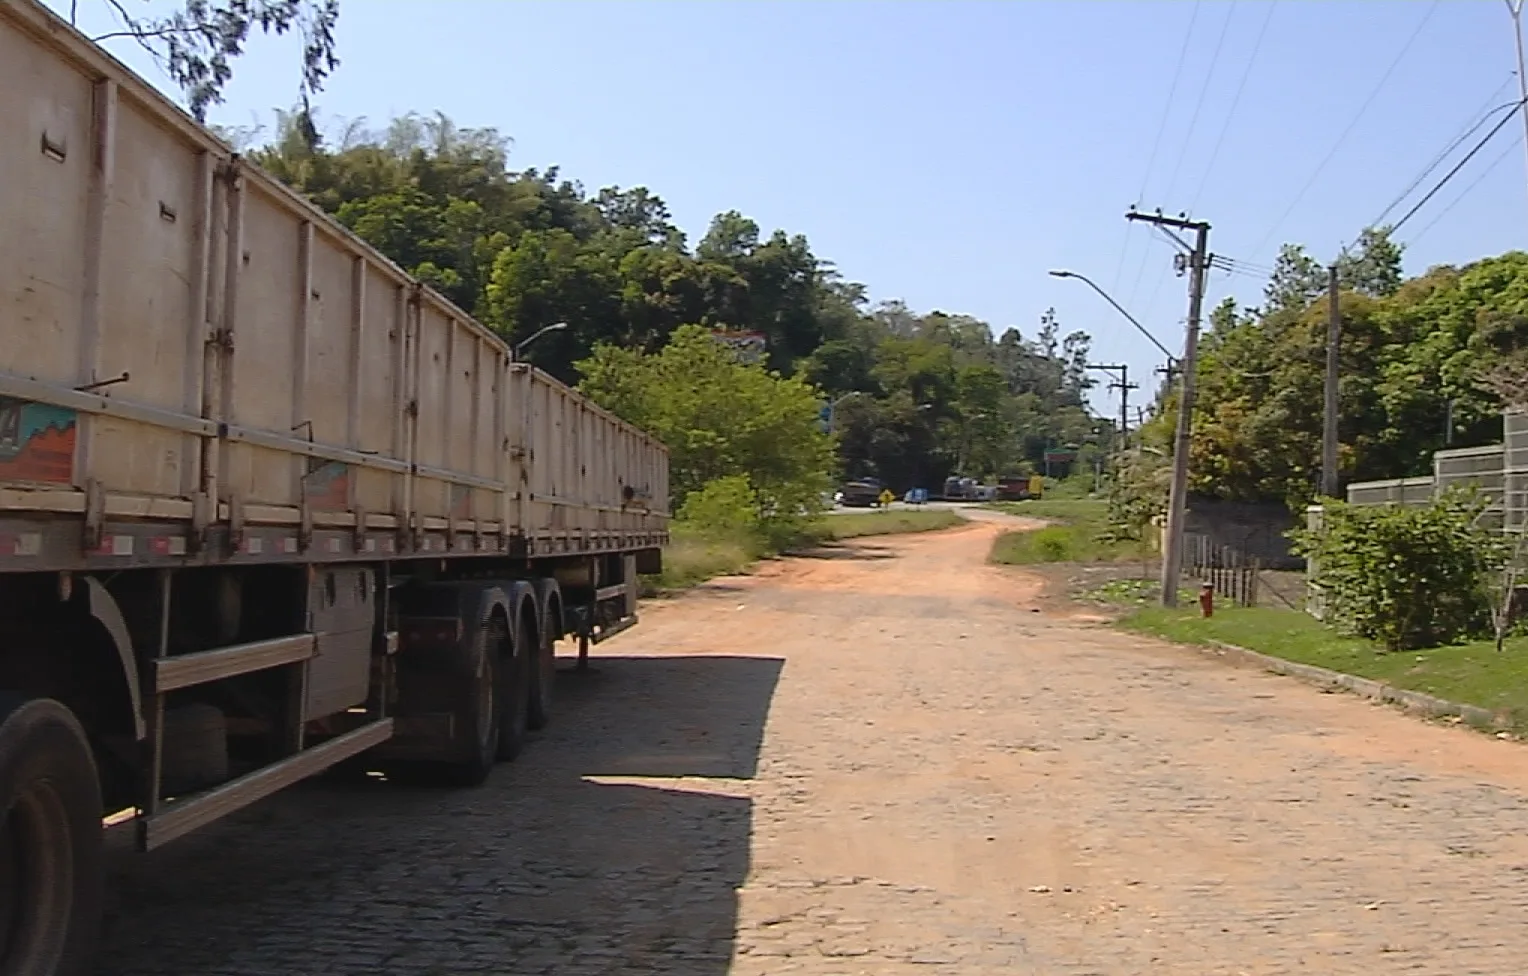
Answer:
576;325;835;522
1144;228;1528;509
245;111;1112;494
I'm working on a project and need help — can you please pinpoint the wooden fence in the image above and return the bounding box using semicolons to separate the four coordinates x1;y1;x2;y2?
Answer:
1185;531;1260;608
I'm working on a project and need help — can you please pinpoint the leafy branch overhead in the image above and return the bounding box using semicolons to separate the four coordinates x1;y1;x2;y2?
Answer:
92;0;340;122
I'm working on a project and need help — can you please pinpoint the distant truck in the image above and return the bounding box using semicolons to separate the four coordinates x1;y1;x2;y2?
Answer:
1;5;669;974
838;479;883;507
942;476;999;501
996;477;1034;501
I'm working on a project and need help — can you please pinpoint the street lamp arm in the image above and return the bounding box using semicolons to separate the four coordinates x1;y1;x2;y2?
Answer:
514;321;569;359
1048;270;1178;364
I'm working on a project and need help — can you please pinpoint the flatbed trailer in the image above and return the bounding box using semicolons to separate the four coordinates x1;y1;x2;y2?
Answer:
0;3;669;973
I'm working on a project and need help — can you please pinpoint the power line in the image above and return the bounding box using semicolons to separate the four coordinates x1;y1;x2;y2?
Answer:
1112;0;1203;300
1369;77;1518;229
1250;0;1440;259
1189;0;1278;214
1392;100;1527;235
1134;0;1203;210
1407;131;1524;245
1162;0;1238;206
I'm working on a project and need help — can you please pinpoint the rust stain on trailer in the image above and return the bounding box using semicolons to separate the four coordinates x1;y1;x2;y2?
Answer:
302;460;351;511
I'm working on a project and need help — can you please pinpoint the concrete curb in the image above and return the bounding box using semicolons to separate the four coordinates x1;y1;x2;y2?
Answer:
1195;639;1510;732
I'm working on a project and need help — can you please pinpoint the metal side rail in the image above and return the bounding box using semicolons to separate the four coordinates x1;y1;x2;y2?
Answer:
591;614;638;645
137;718;393;851
154;634;316;691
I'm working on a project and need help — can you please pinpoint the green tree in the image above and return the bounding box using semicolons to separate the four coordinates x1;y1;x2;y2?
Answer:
576;325;836;528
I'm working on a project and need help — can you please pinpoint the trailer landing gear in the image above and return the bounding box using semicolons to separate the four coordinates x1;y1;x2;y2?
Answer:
574;633;597;675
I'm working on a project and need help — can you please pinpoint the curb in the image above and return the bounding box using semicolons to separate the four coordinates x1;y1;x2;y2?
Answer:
1195;639;1510;732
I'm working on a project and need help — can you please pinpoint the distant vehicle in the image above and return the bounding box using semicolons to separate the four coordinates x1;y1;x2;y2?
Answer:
971;484;997;501
839;479;883;507
904;488;929;505
995;478;1030;501
942;476;982;501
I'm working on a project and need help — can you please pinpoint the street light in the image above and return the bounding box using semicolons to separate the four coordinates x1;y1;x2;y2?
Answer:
1048;270;1177;366
513;321;568;359
824;391;867;433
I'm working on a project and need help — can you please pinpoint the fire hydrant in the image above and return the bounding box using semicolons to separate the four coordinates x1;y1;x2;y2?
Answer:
1199;581;1214;618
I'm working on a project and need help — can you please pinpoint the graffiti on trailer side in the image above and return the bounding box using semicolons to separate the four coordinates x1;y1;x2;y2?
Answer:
0;398;77;484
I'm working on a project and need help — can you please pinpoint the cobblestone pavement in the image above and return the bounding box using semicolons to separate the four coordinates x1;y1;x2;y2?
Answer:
100;511;1528;974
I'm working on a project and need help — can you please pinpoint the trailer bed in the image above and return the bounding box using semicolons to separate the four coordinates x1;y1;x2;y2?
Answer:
0;0;668;574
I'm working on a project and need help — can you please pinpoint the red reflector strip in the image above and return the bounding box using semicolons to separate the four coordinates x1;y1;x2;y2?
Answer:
0;533;41;557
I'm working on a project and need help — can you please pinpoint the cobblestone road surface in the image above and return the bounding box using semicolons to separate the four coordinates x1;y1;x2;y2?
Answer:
101;510;1528;974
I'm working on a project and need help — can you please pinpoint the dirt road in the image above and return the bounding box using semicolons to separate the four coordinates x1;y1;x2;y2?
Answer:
101;510;1528;974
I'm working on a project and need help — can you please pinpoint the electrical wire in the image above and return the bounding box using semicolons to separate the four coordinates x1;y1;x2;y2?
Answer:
1391;98;1525;234
1249;0;1440;259
1134;0;1203;211
1111;0;1203;300
1369;76;1518;229
1405;129;1525;245
1189;0;1278;215
1162;0;1238;207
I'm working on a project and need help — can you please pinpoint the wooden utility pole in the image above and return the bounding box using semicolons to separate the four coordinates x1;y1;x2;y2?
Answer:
1087;363;1138;455
1322;265;1341;498
1125;209;1211;608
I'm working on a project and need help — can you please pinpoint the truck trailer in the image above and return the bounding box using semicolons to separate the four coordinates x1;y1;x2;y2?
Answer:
0;3;670;973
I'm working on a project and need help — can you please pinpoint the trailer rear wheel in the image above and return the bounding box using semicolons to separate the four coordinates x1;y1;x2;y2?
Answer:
496;612;530;761
526;615;556;732
0;694;103;976
437;618;504;788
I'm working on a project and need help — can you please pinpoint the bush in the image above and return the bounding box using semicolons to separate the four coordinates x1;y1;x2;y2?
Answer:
1103;447;1168;544
1292;489;1503;651
676;475;762;541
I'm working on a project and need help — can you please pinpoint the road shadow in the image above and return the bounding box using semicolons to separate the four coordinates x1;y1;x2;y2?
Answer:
98;652;783;975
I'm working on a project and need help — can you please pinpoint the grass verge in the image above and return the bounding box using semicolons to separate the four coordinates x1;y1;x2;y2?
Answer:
1121;604;1528;731
646;508;964;594
811;508;964;541
986;499;1150;565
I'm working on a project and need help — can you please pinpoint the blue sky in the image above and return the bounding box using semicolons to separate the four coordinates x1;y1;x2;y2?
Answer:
50;0;1528;414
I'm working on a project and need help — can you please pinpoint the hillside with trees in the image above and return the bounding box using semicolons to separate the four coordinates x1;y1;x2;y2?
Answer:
1125;228;1528;513
240;111;1111;499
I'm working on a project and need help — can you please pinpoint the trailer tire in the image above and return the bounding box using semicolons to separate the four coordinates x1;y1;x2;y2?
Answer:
526;605;556;732
440;616;505;787
0;693;104;976
496;611;530;761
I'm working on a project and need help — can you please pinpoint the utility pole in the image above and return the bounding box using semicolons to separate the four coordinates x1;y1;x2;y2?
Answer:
1322;265;1341;498
1507;1;1528;216
1087;363;1138;455
1126;208;1211;608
